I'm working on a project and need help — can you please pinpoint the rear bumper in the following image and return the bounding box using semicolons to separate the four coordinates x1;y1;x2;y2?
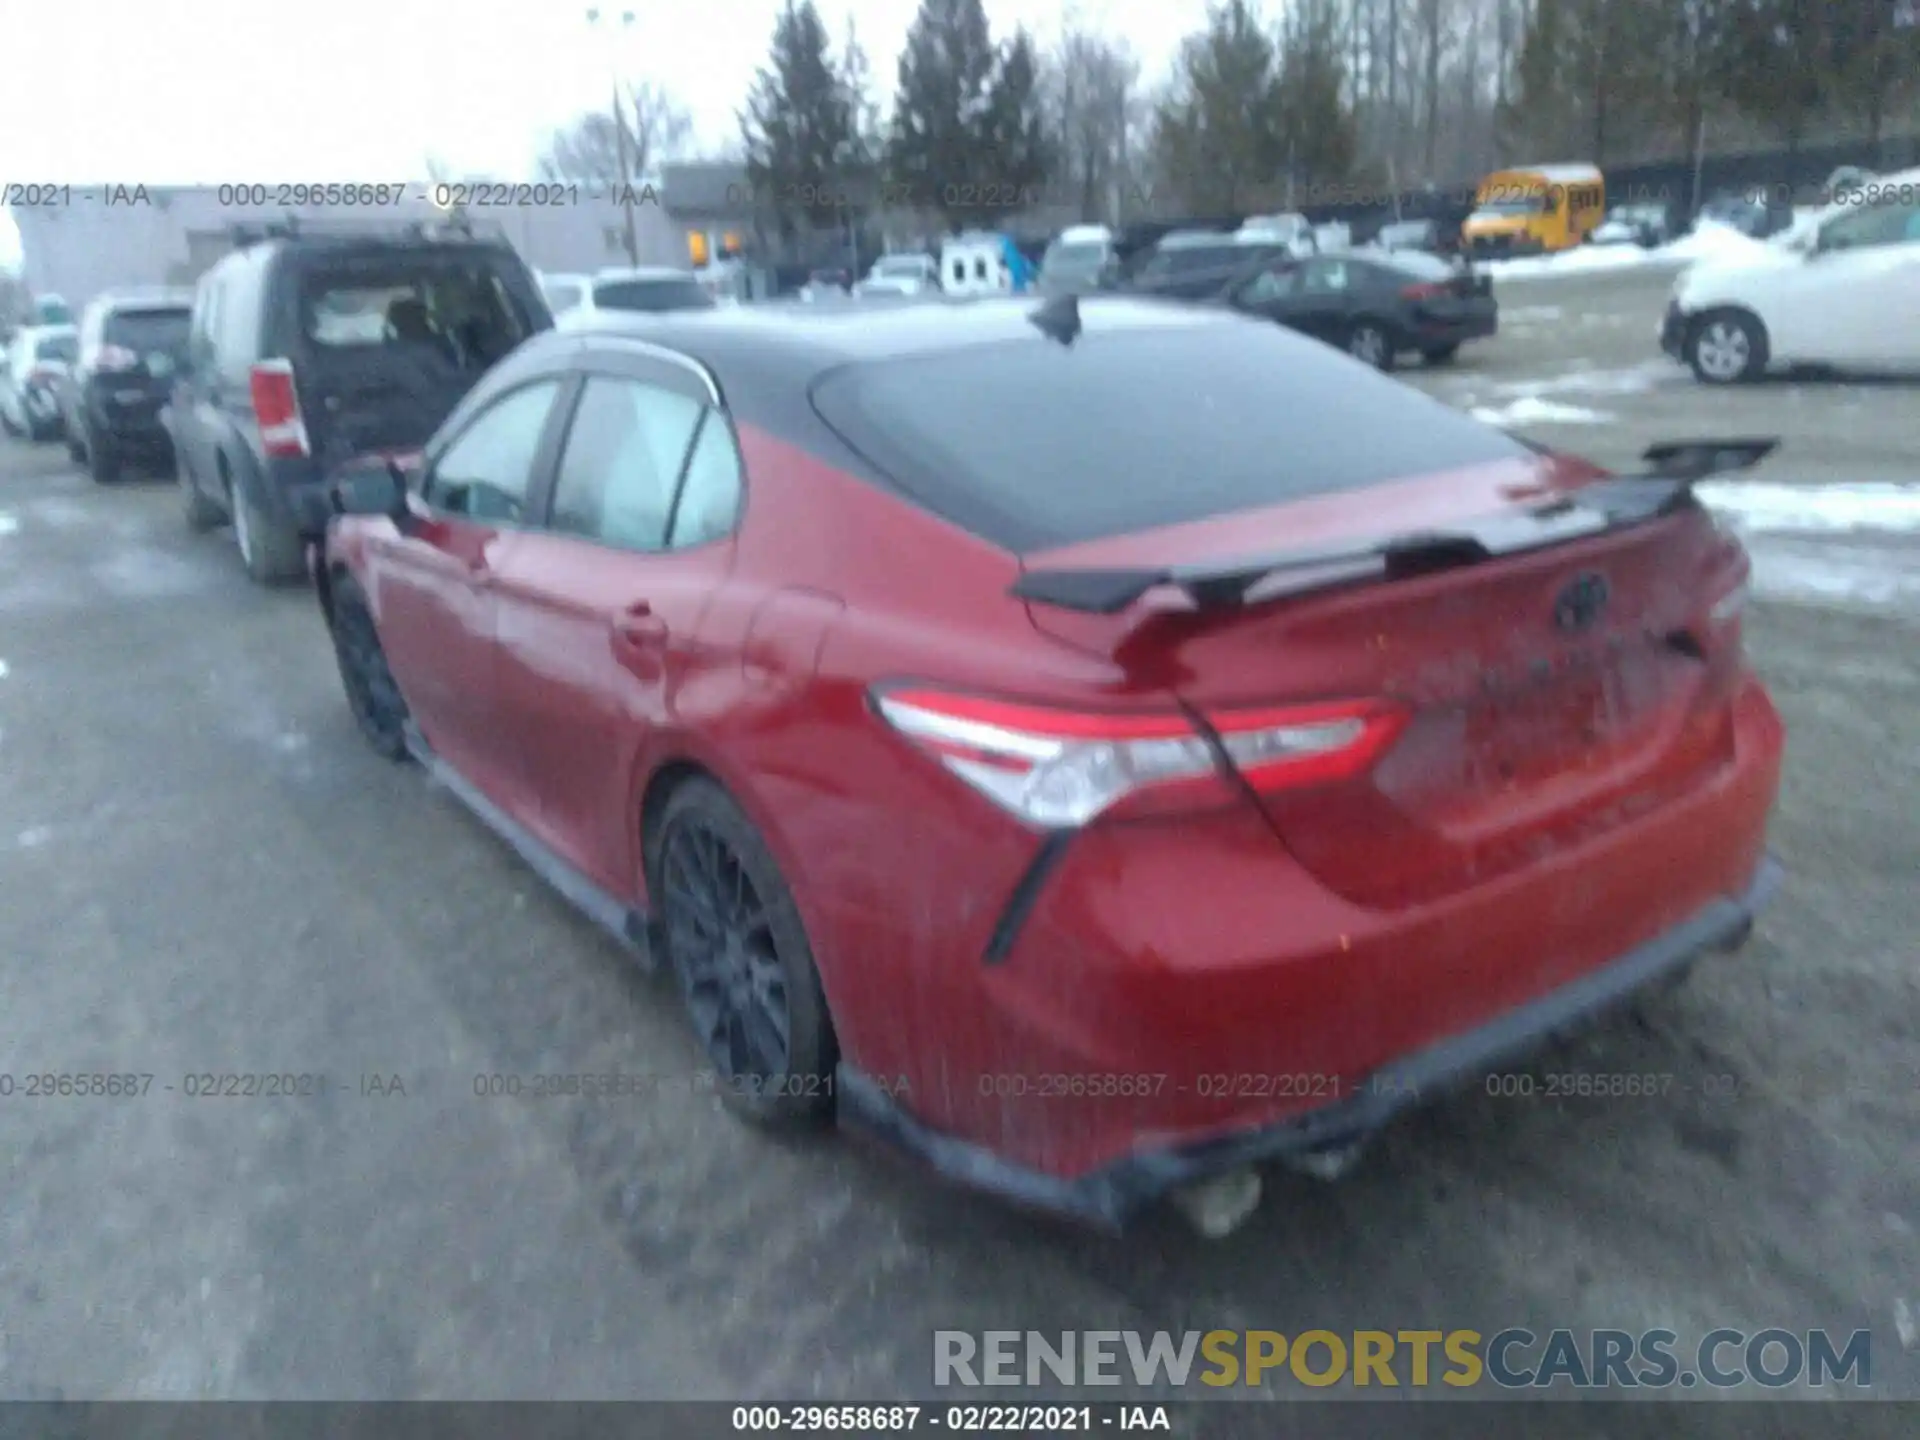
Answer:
840;853;1783;1230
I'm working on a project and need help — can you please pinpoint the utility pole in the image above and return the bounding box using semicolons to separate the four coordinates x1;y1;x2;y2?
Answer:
588;6;640;267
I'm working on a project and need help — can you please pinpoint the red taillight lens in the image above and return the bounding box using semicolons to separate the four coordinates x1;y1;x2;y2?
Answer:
249;359;309;458
872;688;1405;828
96;344;138;371
1401;282;1445;300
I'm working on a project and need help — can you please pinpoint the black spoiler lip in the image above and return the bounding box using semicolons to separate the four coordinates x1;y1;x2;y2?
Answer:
1010;437;1778;616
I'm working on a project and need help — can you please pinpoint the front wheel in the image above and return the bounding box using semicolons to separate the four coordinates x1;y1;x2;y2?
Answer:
231;476;306;585
86;425;121;484
1686;309;1768;384
651;779;837;1129
1347;322;1395;371
326;574;411;760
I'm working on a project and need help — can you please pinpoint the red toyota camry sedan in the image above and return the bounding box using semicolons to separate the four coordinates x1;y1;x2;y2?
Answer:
315;297;1784;1236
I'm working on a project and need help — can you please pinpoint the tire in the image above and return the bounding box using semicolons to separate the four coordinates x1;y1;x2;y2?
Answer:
229;471;306;585
177;454;223;533
0;406;18;438
86;424;121;484
1347;321;1395;371
1686;309;1768;385
649;778;837;1129
1422;343;1461;366
326;574;412;761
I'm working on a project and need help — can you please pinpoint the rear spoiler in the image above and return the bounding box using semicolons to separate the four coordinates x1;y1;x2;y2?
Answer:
1011;438;1778;615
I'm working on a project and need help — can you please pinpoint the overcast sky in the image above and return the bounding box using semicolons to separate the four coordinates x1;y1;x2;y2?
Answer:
0;0;1215;267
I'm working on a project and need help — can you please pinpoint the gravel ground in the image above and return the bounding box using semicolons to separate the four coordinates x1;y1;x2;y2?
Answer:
1;271;1916;1429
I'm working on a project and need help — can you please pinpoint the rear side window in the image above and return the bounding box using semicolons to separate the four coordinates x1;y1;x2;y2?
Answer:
105;308;191;353
810;321;1529;552
591;277;714;312
300;256;536;370
1385;252;1457;282
547;377;703;551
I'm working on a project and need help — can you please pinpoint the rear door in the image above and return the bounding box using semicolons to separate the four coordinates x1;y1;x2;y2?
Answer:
1235;258;1351;343
1803;193;1920;370
368;374;571;803
488;358;743;894
288;246;548;475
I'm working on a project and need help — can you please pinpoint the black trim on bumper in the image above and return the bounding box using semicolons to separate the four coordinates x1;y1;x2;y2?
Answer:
983;830;1074;964
837;855;1784;1231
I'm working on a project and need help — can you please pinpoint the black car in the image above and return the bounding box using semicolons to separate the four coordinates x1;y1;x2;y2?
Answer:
1220;251;1496;370
1121;233;1297;301
168;220;551;584
59;290;193;482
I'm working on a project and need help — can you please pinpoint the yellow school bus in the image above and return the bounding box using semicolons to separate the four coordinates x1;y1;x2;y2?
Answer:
1462;164;1606;258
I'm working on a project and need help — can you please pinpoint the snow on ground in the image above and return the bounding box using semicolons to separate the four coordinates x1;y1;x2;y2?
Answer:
1697;481;1920;534
1482;219;1780;283
1469;396;1615;425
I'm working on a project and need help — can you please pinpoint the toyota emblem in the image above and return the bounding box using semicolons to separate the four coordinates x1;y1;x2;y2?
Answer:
1554;573;1610;632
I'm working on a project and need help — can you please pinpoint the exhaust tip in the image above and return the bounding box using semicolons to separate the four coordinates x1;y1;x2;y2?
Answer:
1169;1168;1263;1240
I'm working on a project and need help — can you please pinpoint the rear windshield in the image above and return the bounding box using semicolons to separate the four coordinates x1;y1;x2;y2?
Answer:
105;308;190;352
34;333;78;362
301;256;537;371
810;320;1527;552
592;277;714;312
1383;251;1458;281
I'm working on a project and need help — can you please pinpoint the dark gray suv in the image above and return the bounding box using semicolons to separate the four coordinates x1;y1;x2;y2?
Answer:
168;220;552;584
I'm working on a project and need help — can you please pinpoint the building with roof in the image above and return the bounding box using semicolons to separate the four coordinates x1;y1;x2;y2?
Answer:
5;181;697;311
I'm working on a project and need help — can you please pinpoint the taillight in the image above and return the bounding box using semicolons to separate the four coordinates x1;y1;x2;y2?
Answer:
1400;282;1446;300
872;688;1405;828
96;344;138;371
249;359;309;458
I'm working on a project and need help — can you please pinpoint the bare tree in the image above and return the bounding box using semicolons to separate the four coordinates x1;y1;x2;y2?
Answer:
537;81;692;187
1046;16;1143;221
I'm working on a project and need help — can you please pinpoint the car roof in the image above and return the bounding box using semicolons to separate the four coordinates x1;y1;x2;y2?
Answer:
1505;163;1604;183
93;288;194;310
552;296;1233;382
595;266;695;282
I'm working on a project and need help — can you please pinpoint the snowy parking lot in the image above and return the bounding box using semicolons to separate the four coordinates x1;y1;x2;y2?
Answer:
1400;264;1920;622
2;267;1917;1418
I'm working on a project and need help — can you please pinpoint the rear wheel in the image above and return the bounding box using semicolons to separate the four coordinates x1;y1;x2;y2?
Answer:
650;779;836;1129
178;454;223;532
86;424;121;484
229;472;306;585
326;574;411;760
1347;322;1394;371
1686;309;1768;384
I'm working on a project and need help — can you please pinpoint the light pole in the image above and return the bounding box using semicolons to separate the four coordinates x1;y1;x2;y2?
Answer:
587;6;640;267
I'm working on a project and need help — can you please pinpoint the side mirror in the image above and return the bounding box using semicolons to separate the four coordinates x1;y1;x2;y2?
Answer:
330;458;413;526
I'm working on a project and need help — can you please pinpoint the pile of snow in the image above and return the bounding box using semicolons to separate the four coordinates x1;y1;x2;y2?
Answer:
1469;396;1615;426
1481;218;1792;282
1697;481;1920;535
1658;219;1775;263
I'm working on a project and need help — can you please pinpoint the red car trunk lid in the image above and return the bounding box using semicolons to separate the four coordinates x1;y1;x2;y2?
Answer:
1023;458;1749;909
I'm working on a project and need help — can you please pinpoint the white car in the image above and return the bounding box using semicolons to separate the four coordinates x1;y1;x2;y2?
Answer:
0;324;78;441
854;253;939;297
541;267;716;325
1661;166;1920;383
1236;213;1321;259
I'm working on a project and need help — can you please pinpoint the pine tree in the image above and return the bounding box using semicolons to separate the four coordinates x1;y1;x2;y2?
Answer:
886;0;1000;226
740;1;862;236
